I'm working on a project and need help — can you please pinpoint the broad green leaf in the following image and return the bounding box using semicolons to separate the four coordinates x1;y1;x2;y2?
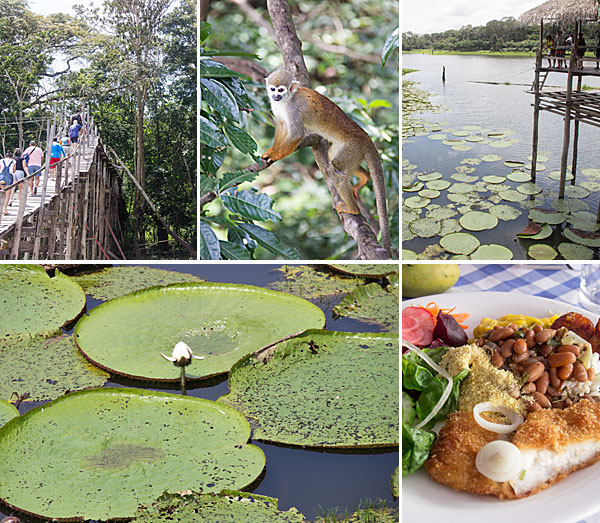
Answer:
200;21;211;44
74;283;324;381
200;115;226;148
221;190;281;222
224;124;257;155
219;77;251;108
217;169;258;193
0;334;109;402
368;99;393;109
200;59;245;78
200;221;221;260
70;267;204;301
381;28;399;66
327;264;398;278
332;279;399;332
237;223;300;259
391;466;399;497
219;241;252;260
220;330;399;447
0;400;18;426
131;490;308;522
0;265;85;336
201;78;240;122
0;389;265;521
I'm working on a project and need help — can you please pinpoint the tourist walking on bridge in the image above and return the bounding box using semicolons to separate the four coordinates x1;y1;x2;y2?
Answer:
49;138;65;175
0;152;15;215
69;119;82;146
13;148;28;205
23;141;44;195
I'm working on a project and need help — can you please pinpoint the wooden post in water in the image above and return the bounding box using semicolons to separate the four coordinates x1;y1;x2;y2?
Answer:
558;26;577;199
32;120;53;259
530;18;544;184
442;66;445;82
571;74;583;179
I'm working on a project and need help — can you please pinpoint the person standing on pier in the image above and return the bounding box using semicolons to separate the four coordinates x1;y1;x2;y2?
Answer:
556;29;566;68
577;32;587;69
23;141;44;196
546;33;556;67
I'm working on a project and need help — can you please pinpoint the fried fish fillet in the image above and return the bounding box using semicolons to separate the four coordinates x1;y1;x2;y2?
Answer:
425;400;600;499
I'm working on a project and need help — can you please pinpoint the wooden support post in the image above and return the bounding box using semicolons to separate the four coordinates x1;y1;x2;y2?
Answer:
571;75;583;179
531;20;544;184
9;182;29;259
558;35;577;199
33;120;53;259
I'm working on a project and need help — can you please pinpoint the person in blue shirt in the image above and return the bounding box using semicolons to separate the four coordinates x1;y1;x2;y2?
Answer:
69;121;82;145
49;138;65;174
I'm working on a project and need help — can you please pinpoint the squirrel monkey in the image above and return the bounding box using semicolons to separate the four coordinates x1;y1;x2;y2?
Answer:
261;68;391;253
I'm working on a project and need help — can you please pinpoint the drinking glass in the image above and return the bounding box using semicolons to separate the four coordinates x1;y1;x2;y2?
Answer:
580;264;600;314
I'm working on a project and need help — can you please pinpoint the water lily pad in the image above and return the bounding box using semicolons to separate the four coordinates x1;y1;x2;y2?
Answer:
581;168;600;177
451;173;478;183
529;208;568;225
459;211;498;231
558;242;594;260
517;222;553;240
569;211;600;232
74;283;325;381
71;267;204;301
0;334;109;402
489;205;522;221
580;181;600;192
427;207;457;221
527;154;549;163
488;140;513;148
461;158;481;165
482;175;506;184
564;185;590;199
0;265;85;336
507;171;531;183
219;330;399;448
552;198;589;213
564;228;600;247
392;467;399;498
404;196;430;209
439;218;462;236
402;249;418;260
517;182;543;195
410;217;442;238
131;491;308;523
465;135;485;142
418;172;443;182
453;130;471;137
427;133;447;140
0;388;265;521
426;180;451;191
448;183;474;194
504;161;525;168
403;181;424;192
326;265;397;278
452;144;472;151
499;189;528;202
443;139;465;146
470;244;514;260
548;170;574;182
418;189;441;199
0;400;18;427
528;244;558;260
403;222;416;242
440;232;480;255
481;154;503;162
332;275;399;332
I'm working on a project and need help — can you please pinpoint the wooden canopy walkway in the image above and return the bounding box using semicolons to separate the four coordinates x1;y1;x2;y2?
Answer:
0;116;124;260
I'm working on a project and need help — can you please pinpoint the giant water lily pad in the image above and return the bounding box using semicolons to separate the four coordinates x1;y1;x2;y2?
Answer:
558;242;594;260
440;232;480;255
410;218;442;238
564;185;590;199
507;170;531;183
71;266;204;300
326;265;397;278
528;244;558;260
392;466;399;497
564;228;600;247
459;211;498;231
0;388;265;521
0;400;18;427
74;283;325;381
332;275;399;332
0;265;85;335
0;334;109;401
132;491;308;523
470;244;514;260
269;265;364;299
219;330;399;448
529;208;568;225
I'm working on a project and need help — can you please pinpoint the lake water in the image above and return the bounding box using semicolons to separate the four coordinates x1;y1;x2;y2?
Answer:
403;53;600;260
0;264;398;523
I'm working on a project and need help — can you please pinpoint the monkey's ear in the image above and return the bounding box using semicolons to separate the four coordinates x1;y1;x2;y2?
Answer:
290;81;300;93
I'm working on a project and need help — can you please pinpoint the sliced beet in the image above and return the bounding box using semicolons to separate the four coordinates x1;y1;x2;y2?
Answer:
432;311;468;347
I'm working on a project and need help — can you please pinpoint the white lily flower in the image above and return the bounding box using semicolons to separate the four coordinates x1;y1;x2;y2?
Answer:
161;341;204;366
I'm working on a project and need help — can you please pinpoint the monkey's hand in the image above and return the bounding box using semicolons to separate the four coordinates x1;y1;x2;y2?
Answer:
261;149;278;165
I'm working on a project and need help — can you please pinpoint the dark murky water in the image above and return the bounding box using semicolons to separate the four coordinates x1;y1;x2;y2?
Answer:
0;263;399;522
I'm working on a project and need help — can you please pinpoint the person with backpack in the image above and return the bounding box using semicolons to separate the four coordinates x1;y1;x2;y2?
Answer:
70;112;83;126
23;140;44;195
0;152;15;215
69;120;82;145
12;148;28;204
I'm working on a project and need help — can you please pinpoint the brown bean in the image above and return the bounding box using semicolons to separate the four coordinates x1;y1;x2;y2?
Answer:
489;327;515;342
536;372;550;394
521;382;536;394
507;323;517;330
532;324;543;334
539;343;553;357
558;364;573;380
524;356;544;365
557;344;581;357
549;367;560;388
500;339;515;358
477;338;486;347
564;398;573;408
525;361;545;382
588;367;596;381
548;352;576;367
528;401;542;412
535;328;556;344
513;338;528;356
512;351;529;363
573;362;588;382
553;400;565;409
533;391;551;408
547;385;560;397
491;350;504;368
525;329;537;348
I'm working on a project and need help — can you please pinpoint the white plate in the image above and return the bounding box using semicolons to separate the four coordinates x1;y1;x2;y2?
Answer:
402;291;600;523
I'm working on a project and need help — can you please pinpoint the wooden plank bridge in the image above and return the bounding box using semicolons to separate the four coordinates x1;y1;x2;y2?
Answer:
0;119;124;260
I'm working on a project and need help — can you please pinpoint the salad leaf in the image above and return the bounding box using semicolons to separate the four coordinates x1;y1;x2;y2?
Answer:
416;368;468;429
402;346;449;391
402;391;416;426
402;423;435;476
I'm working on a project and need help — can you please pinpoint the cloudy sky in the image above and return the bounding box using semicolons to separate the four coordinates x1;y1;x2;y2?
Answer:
29;0;100;15
403;0;545;34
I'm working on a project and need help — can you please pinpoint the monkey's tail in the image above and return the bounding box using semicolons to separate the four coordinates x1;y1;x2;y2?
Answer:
365;145;391;255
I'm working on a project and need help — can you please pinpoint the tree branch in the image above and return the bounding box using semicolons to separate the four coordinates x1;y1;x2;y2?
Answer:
265;0;390;259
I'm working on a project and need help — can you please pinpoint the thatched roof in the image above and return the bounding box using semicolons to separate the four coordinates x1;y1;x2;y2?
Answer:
519;0;600;24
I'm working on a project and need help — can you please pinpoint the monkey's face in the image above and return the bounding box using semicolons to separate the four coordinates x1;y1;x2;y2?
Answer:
267;83;290;103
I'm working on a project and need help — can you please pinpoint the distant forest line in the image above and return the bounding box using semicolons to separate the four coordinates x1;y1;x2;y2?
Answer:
403;17;600;54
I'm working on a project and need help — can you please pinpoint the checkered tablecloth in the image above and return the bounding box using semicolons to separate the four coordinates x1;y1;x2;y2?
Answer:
406;263;600;523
